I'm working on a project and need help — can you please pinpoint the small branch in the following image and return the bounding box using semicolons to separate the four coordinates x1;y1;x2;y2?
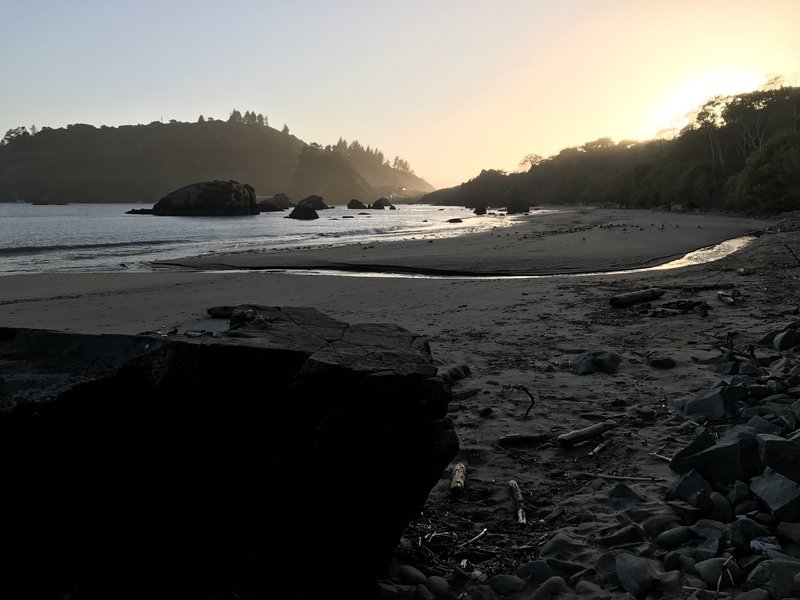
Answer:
509;480;527;524
588;440;611;457
785;243;800;267
557;421;617;447
512;385;537;417
579;472;667;482
455;527;487;551
649;452;671;462
716;555;736;598
660;282;734;291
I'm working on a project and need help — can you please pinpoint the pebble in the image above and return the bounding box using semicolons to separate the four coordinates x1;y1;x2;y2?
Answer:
656;525;692;548
528;576;567;600
487;574;527;596
397;565;427;586
424;575;451;599
515;560;553;585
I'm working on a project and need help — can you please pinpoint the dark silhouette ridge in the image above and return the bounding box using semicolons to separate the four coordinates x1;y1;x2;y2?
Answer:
424;84;800;215
0;118;434;205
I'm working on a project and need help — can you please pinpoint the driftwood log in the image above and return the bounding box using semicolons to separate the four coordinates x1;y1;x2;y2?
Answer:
609;288;665;308
450;463;466;494
509;480;527;524
556;420;617;447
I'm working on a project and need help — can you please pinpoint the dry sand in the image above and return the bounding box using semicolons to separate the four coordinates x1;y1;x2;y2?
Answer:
2;206;800;595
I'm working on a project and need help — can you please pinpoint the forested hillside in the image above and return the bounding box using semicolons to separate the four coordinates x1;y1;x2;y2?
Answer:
0;112;434;204
425;85;800;214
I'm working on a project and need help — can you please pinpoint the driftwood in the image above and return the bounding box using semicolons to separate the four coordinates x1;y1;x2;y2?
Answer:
509;480;526;524
512;384;537;417
785;243;800;267
609;288;665;308
580;472;667;482
450;463;466;495
588;440;611;457
497;433;549;448
660;283;734;291
556;420;617;447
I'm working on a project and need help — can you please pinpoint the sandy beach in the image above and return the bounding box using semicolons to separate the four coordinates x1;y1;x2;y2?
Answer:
3;206;800;598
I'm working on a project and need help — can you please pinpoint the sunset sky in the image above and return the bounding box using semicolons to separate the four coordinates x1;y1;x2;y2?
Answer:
1;0;799;189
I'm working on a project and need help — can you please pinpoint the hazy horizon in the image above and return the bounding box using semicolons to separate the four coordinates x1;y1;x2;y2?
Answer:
1;0;799;189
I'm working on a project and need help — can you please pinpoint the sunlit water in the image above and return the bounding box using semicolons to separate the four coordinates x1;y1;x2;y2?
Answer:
0;203;523;276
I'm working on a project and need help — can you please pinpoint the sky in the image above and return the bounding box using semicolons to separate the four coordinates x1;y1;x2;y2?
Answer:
1;0;799;189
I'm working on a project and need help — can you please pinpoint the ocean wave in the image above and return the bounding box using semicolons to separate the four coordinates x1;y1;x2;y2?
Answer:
0;239;186;256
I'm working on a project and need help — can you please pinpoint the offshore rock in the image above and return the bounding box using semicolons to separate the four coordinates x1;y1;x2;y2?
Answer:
0;307;458;599
152;179;257;216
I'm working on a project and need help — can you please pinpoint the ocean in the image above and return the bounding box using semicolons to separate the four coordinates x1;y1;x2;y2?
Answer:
0;203;515;276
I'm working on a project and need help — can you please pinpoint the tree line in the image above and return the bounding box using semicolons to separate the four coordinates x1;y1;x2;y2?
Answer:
425;82;799;214
0;111;433;203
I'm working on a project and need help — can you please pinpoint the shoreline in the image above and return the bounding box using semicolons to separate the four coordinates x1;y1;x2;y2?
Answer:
153;207;771;276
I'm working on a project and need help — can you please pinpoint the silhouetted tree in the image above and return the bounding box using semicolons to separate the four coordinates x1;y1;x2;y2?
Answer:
282;124;290;134
198;115;205;123
228;109;243;124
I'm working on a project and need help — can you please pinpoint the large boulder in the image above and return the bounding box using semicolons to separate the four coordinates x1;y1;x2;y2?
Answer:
286;204;319;220
0;310;458;598
371;197;390;209
152;180;257;216
297;194;330;210
347;198;367;209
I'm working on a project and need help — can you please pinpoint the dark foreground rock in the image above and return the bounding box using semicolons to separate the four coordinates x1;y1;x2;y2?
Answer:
0;308;458;599
152;180;257;216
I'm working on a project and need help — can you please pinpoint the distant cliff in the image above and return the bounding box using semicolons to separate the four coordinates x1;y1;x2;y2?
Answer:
0;119;435;204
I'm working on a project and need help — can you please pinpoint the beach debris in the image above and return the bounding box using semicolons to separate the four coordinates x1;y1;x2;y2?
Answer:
588;440;611;457
556;420;617;447
509;480;527;524
447;218;463;223
718;291;737;305
512;384;537;417
568;350;621;375
609;287;665;308
450;463;467;495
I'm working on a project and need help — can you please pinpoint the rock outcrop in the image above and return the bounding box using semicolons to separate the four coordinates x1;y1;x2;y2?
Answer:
152;180;257;216
297;194;331;210
0;308;458;598
347;198;367;209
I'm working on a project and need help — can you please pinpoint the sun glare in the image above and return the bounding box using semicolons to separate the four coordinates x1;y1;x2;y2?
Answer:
647;69;766;138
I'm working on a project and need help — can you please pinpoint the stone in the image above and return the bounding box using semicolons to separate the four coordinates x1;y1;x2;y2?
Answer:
668;500;706;523
595;525;644;547
751;468;800;521
710;492;733;522
728;480;751;505
690;519;727;540
655;525;693;548
371;197;391;209
729;518;773;550
670;436;761;484
152;180;257;216
398;565;428;586
642;514;681;537
473;205;487;215
757;434;800;483
774;328;800;351
673;383;748;420
296;194;330;210
415;584;437;600
528;576;567;600
750;536;781;556
516;561;553;585
540;532;591;560
666;469;712;501
544;558;586;578
694;537;720;562
286;204;319;219
646;351;676;369
425;575;451;599
0;311;457;598
378;581;400;599
748;416;784;435
347;198;367;209
779;522;800;545
469;585;499;600
487;574;527;596
744;559;800;599
569;350;622;375
694;557;740;588
615;552;655;596
679;555;698;575
660;570;683;595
